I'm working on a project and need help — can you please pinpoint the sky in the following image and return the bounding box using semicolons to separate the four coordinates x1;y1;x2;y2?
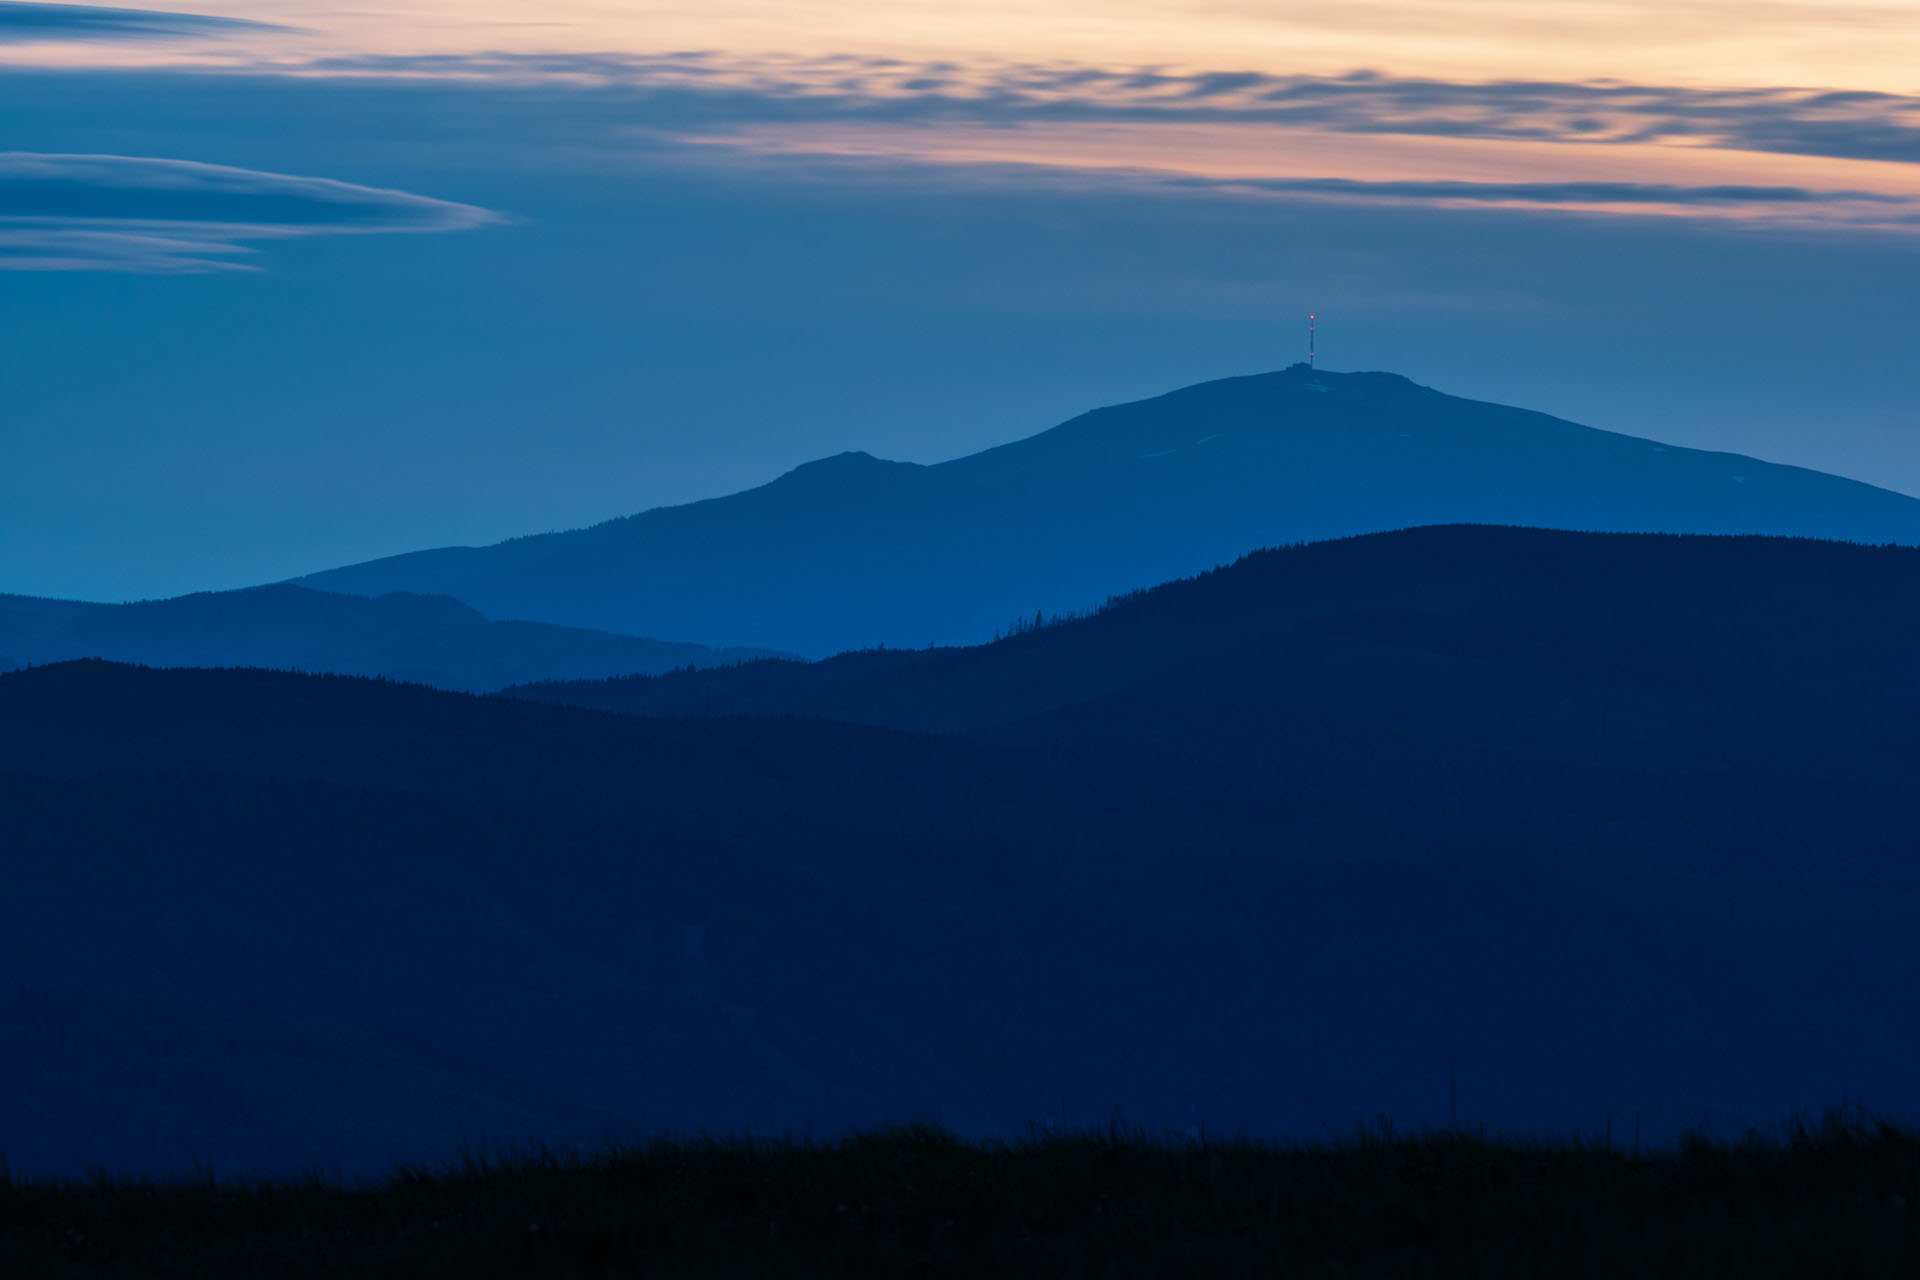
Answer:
5;1;1920;600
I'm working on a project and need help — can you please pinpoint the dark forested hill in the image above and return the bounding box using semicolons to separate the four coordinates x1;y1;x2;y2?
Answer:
4;571;1918;1178
297;368;1920;654
510;525;1920;782
0;583;775;691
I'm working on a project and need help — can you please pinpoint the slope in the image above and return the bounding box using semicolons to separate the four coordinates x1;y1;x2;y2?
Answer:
3;633;1918;1176
0;583;776;691
298;368;1920;655
509;525;1920;783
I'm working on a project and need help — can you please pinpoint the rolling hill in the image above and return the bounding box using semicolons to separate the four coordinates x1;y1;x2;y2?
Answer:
6;526;1919;1177
0;583;775;691
508;525;1920;781
298;367;1920;655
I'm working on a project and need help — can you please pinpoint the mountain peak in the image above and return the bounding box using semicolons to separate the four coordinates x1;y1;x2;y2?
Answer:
771;450;923;487
295;371;1920;655
1268;364;1417;388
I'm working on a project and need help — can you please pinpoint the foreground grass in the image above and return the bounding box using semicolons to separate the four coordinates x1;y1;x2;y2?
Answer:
4;1119;1918;1277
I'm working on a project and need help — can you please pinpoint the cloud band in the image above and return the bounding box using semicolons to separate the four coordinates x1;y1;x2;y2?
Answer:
0;152;499;271
0;1;280;43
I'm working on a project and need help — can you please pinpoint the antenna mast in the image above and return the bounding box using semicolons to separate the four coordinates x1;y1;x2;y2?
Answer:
1308;314;1317;370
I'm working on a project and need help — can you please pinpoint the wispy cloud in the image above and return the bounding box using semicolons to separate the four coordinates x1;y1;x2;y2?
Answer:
0;1;281;42
0;153;498;271
18;48;1920;232
1170;176;1908;205
149;52;1915;231
683;136;1920;228
285;53;1920;170
1149;175;1919;228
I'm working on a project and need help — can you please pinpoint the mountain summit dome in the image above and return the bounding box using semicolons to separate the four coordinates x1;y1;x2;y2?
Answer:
296;370;1920;655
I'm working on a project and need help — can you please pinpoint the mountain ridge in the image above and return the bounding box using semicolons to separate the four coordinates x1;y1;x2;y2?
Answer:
0;582;778;691
506;524;1920;786
294;367;1920;656
8;524;1920;1174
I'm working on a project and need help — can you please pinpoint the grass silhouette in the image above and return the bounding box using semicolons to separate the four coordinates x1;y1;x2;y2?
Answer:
5;1116;1918;1277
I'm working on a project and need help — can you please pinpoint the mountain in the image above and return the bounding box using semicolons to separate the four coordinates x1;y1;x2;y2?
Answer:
508;525;1920;781
0;583;777;692
298;367;1920;655
7;526;1920;1177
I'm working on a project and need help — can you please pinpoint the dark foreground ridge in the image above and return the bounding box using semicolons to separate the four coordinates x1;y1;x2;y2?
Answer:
510;524;1920;785
6;1121;1918;1278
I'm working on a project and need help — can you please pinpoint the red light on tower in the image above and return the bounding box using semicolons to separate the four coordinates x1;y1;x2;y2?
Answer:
1308;314;1317;370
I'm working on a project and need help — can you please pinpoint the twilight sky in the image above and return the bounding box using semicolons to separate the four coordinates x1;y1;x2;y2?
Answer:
6;1;1920;600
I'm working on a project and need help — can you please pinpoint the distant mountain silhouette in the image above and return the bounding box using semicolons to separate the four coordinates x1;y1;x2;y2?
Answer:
0;584;775;692
7;526;1920;1176
298;368;1920;655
